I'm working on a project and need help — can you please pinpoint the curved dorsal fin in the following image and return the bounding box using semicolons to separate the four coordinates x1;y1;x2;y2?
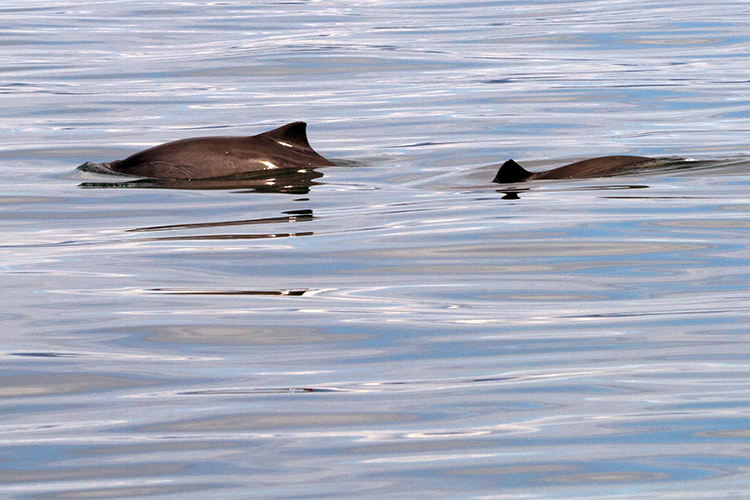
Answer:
492;159;533;184
259;122;312;150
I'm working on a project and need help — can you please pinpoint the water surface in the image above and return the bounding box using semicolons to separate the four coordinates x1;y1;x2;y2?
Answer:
2;1;750;498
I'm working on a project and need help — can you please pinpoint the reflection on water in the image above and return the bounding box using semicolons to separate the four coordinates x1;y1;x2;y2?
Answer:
78;165;325;194
126;208;316;242
130;209;314;232
180;387;320;394
135;231;314;241
149;288;309;296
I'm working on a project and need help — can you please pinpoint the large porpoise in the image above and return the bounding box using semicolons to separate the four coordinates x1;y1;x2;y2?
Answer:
492;155;662;183
85;122;334;180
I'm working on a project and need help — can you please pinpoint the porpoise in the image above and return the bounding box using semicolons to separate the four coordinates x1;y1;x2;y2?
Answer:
82;122;334;180
492;155;659;183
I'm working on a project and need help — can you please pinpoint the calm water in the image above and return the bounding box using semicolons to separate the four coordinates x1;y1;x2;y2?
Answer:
2;1;750;498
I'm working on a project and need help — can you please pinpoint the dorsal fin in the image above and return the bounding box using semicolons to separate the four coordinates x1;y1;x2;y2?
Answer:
492;159;533;184
259;122;312;150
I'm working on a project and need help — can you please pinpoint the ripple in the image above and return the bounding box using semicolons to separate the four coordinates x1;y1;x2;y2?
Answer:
99;325;371;345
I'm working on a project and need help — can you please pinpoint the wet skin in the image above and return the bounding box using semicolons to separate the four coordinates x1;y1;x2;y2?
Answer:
90;122;334;180
493;155;658;183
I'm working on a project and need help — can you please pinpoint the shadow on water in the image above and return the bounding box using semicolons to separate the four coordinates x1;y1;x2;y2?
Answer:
77;163;325;195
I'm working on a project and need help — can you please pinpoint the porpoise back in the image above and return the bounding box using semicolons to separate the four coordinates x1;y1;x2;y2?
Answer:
493;155;656;184
101;122;334;180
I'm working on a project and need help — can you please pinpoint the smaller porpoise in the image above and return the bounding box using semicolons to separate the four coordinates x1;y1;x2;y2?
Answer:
493;155;658;184
92;122;334;180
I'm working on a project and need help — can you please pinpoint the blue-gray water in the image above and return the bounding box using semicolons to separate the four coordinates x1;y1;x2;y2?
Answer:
2;1;750;498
